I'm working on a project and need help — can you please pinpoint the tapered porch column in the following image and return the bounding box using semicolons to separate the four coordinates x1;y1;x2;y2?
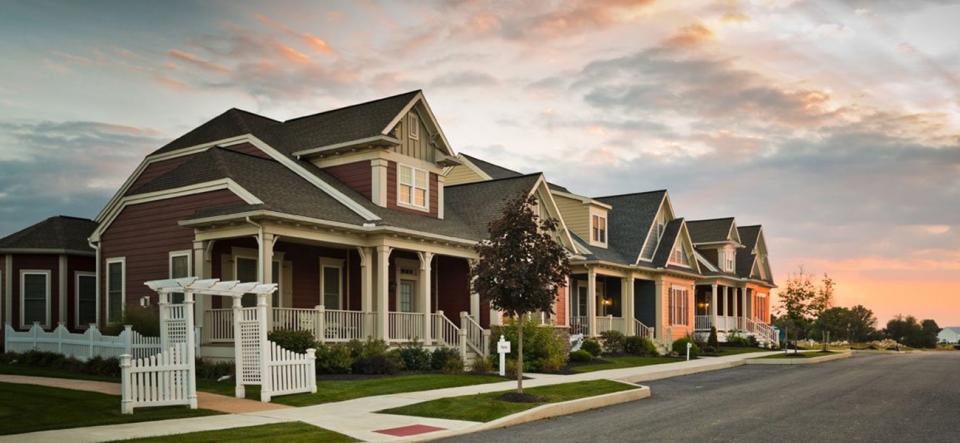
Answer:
622;276;634;336
376;246;392;340
654;279;665;342
193;240;206;329
722;285;730;330
258;233;277;330
587;267;597;337
418;252;434;344
357;247;373;338
468;259;480;322
710;283;718;329
733;287;740;330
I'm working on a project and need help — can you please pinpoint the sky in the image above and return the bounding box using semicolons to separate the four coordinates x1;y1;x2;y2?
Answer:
1;0;958;327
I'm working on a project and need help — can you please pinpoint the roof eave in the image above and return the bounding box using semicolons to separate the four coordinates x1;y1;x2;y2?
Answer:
292;135;401;158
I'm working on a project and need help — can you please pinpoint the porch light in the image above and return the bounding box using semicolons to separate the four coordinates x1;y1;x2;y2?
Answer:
602;298;612;306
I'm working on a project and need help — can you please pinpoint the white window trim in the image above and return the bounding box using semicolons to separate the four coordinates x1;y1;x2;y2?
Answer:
408;113;420;140
591;214;607;245
723;247;735;272
397;164;429;212
21;270;51;329
75;271;97;329
669;243;690;267
169;250;192;279
106;257;126;324
394;258;419;312
669;286;689;326
319;257;344;310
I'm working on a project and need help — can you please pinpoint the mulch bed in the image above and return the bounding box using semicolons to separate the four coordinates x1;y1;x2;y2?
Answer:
496;392;547;403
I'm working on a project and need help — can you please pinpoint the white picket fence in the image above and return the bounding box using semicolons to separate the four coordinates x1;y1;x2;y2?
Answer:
262;340;316;401
4;322;162;361
119;342;196;414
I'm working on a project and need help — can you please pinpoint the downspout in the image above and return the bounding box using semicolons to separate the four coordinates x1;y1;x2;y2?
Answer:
88;240;100;328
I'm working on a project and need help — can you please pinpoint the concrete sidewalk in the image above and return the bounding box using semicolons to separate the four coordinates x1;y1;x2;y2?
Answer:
0;351;780;443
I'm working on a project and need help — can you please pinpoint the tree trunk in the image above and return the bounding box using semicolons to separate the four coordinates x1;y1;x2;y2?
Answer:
517;313;524;394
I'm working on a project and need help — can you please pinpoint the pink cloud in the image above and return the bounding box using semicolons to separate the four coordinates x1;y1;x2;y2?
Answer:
167;49;231;73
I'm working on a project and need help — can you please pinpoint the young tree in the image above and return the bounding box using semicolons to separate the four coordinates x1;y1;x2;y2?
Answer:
773;266;835;341
471;192;570;394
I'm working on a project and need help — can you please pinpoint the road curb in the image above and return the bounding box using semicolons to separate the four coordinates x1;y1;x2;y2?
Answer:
745;351;852;365
413;381;649;442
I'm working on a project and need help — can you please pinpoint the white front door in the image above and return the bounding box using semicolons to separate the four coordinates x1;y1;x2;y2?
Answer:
399;281;415;312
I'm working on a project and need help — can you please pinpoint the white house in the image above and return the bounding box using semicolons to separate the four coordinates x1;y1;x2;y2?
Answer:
938;327;960;344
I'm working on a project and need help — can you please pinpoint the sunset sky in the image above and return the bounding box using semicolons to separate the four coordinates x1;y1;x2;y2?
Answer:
1;0;958;327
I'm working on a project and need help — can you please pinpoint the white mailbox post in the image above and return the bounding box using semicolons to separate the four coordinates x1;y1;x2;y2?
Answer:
686;342;692;361
497;335;511;376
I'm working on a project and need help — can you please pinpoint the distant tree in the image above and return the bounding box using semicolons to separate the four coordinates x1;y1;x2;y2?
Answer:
847;305;878;343
884;315;938;348
919;319;941;348
471;192;570;395
813;307;853;342
773;266;835;341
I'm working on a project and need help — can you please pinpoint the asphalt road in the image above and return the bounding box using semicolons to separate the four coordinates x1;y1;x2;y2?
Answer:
439;353;960;443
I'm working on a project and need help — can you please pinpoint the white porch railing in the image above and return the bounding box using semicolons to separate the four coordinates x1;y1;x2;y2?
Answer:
5;322;162;361
272;307;322;338
570;316;589;336
461;312;490;358
634;319;653;339
594;315;624;335
695;315;712;330
754;320;777;344
388;312;425;342
203;309;234;343
325;309;377;342
433;311;460;348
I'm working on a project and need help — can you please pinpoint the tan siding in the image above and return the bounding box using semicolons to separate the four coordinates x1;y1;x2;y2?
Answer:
444;165;486;185
394;111;438;164
553;195;589;240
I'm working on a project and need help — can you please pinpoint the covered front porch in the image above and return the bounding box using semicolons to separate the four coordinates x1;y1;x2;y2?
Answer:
694;281;776;344
568;266;655;340
185;218;491;359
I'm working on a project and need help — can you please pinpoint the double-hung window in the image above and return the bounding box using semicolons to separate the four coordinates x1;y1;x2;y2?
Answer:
320;258;343;310
668;287;688;326
21;270;50;328
591;215;606;244
724;248;735;271
398;164;428;209
169;251;191;304
106;258;125;323
76;272;97;327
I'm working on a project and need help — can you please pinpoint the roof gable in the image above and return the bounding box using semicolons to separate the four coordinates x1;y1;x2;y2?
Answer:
687;217;738;245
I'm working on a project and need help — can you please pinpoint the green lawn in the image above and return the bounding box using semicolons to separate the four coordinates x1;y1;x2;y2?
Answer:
0;382;220;436
571;356;685;373
379;380;638;422
718;347;773;356
0;363;121;382
112;422;358;443
272;374;506;406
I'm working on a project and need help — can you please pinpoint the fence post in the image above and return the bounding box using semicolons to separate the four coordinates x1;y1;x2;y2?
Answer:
57;322;66;354
120;354;133;414
258;293;272;403
306;348;317;394
194;326;201;359
482;329;491;358
123;325;133;356
315;305;325;342
184;291;198;409
89;325;96;359
435;310;444;344
232;295;244;399
3;323;10;352
458;312;468;361
32;322;40;349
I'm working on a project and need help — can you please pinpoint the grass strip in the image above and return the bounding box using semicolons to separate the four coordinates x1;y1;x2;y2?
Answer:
111;422;358;443
273;374;505;406
572;356;685;373
0;382;220;436
379;379;637;423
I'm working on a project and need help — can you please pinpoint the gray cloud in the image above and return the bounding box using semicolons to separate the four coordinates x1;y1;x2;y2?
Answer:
430;70;498;89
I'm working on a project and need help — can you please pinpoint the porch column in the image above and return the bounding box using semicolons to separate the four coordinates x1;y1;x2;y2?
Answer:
468;259;480;322
723;285;730;330
357;247;373;340
258;233;277;330
740;287;747;324
654;279;664;342
586;267;597;337
418;252;434;344
622;276;634;336
733;287;739;330
376;245;392;340
710;283;718;329
193;240;206;330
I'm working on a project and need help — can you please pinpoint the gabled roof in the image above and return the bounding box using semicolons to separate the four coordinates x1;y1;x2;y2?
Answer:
594;190;667;265
652;218;683;268
941;327;960;334
0;216;97;254
686;217;737;244
151;108;281;156
461;154;523;180
444;174;544;239
737;225;762;277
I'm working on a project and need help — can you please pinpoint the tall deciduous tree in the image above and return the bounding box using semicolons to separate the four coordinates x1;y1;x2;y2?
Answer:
471;192;570;394
773;266;835;340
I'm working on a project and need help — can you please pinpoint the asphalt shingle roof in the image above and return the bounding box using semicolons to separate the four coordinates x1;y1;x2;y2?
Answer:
0;216;97;253
460;153;570;193
686;218;735;244
594;191;667;265
151;109;281;156
652;218;683;268
736;225;762;278
444;174;544;240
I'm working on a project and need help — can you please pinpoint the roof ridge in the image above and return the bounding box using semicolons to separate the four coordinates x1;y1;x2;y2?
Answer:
443;172;542;189
53;215;94;222
687;217;736;223
594;189;667;199
283;90;421;124
230;108;281;126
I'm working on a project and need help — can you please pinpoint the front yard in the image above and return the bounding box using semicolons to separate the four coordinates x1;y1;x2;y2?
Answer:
569;356;686;373
113;422;358;443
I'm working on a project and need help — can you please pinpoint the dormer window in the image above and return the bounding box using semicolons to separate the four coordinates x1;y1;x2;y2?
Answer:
398;164;428;209
591;214;606;244
671;244;689;266
724;247;735;271
409;113;419;140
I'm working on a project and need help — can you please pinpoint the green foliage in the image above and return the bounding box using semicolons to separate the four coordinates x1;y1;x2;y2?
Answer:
672;338;700;357
470;356;494;374
268;329;318;354
431;347;463;371
539;353;567;373
490;317;568;372
315;343;354;375
598;330;626;354
351;354;401;375
624;336;658;357
773;266;835;340
2;350;122;378
195;358;234;380
397;339;432;371
581;338;602;357
725;331;751;347
885;315;939;348
102;304;161;337
708;326;720;349
813;305;879;343
569;349;593;362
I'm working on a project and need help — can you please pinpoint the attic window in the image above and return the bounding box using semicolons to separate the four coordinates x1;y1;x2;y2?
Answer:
409;113;419;140
591;215;606;243
671;244;688;266
724;247;735;271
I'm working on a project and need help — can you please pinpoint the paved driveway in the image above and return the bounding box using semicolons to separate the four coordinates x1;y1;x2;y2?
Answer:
439;352;960;443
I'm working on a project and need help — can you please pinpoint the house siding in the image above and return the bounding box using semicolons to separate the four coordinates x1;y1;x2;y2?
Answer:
66;255;95;330
125;155;197;195
443;164;485;186
325;162;373;200
10;254;60;330
553;194;589;240
386;161;439;218
435;255;470;325
100;189;246;321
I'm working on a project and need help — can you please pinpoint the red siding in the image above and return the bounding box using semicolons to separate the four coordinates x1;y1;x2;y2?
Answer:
435;255;470;324
325;162;373;200
10;254;60;330
100;189;246;322
125;155;196;195
223;142;272;160
66;255;95;330
386;161;439;218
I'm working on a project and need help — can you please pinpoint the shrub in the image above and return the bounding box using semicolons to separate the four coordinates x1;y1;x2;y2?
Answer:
439;354;465;374
470;356;494;374
599;330;626;354
490;316;568;372
569;349;593;363
196;358;233;380
398;339;432;371
581;339;603;357
708;327;720;350
747;335;760;348
703;346;717;355
431;347;462;371
315;343;353;374
359;337;389;358
102;304;160;337
727;335;751;347
85;355;122;377
672;338;700;357
624;336;658;357
267;329;317;354
540;353;567;373
352;354;401;375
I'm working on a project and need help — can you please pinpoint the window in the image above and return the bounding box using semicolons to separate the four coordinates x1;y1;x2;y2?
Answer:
668;287;688;326
76;273;96;327
408;113;419;140
399;281;414;312
398;164;428;209
591;215;606;243
106;258;125;323
724;248;735;271
21;271;50;328
321;264;342;310
169;251;191;304
671;244;689;266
